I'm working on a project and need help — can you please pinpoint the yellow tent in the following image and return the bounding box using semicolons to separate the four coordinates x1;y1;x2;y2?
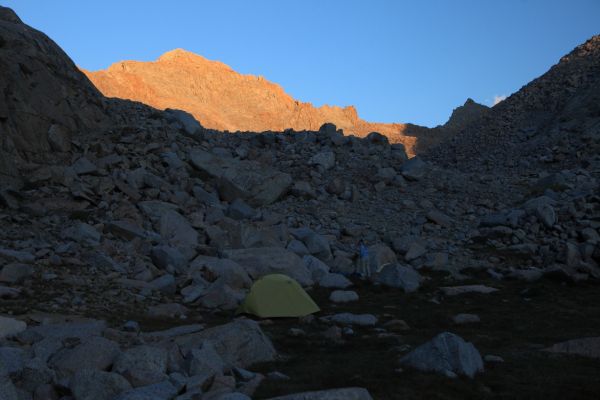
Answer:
236;274;320;318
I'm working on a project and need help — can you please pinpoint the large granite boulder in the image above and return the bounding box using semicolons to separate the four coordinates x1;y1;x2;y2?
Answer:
175;320;276;368
189;149;292;206
399;332;484;378
223;247;313;286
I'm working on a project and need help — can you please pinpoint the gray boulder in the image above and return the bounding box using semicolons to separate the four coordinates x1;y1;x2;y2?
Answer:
165;108;203;135
113;345;169;387
287;239;310;256
138;201;179;223
70;369;132;400
399;332;484;378
0;347;25;377
318;273;353;289
226;198;256;220
302;255;330;281
50;336;121;376
0;263;33;284
400;156;428;181
159;210;198;259
186;340;226;376
0;316;26;340
176;320;277;368
199;279;245;310
189;149;292;206
302;231;332;261
367;244;397;275
62;222;101;246
223;247;313;286
151;245;188;274
190;256;252;290
544;337;600;359
329;290;359;303
440;285;498;296
376;264;422;293
308;151;335;170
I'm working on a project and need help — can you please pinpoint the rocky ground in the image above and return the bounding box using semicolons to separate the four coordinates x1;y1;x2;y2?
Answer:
1;6;600;400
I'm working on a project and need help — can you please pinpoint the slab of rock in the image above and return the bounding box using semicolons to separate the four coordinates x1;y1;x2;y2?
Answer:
0;347;25;377
0;248;35;263
151;245;188;273
290;229;332;261
376;264;422;293
329;290;359;303
440;285;498;296
0;286;21;299
318;273;353;289
426;210;453;228
0;263;33;283
535;204;556;227
266;387;373;400
138;201;179;223
452;314;480;325
199;279;245;310
159;210;198;259
223;247;313;286
400;156;428;181
405;241;427;261
302;255;330;281
322;313;378;327
367;244;397;275
165;108;203;135
186;340;226;376
399;332;484;378
176;320;277;368
113;345;168;387
107;220;148;241
189;149;292;206
544;337;600;359
50;336;121;376
190;255;252;289
72;157;97;175
70;369;132;400
0;316;26;339
287;239;310;256
308;151;335;170
62;222;101;246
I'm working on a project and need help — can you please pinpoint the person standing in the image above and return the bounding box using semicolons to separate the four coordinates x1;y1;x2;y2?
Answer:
357;240;370;278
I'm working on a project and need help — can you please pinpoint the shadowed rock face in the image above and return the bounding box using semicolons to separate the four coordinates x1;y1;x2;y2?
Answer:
0;7;110;187
82;49;429;154
427;35;600;171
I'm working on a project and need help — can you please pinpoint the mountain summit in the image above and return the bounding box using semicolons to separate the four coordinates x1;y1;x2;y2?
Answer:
82;49;428;154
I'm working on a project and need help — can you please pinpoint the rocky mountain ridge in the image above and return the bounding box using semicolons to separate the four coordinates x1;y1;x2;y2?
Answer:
82;48;432;155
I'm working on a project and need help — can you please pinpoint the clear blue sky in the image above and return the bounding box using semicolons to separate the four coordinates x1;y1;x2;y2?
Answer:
4;0;599;127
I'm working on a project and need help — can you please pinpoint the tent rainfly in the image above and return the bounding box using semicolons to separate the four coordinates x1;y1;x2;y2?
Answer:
237;274;320;318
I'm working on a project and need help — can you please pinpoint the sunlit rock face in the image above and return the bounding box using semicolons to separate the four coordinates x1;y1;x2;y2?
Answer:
83;48;430;155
